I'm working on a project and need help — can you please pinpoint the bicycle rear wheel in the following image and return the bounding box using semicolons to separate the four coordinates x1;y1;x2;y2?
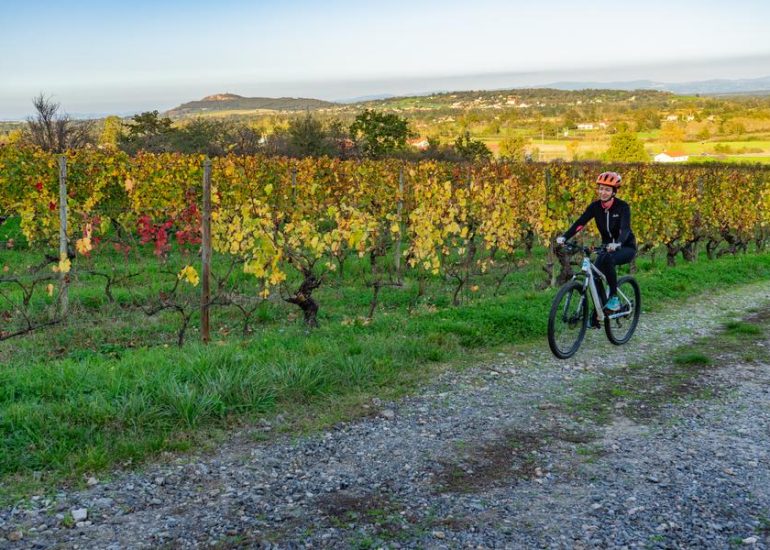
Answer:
548;280;589;359
604;275;641;345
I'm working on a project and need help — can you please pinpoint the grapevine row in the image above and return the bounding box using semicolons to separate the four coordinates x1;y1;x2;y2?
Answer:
1;146;768;328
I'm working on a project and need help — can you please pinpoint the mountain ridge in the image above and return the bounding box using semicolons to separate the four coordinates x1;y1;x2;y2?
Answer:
167;75;770;117
166;95;338;116
536;75;770;94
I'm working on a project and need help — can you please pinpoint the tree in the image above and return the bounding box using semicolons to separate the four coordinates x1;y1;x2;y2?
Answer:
261;128;293;157
660;122;685;147
604;131;649;162
99;115;123;149
172;118;229;156
535;118;558;140
567;140;580;161
25;93;93;152
124;110;174;138
326;118;353;157
726;120;746;137
484;119;502;135
498;134;528;161
458;111;480;131
633;109;661;132
229;124;264;156
562;108;581;130
453;131;492;162
288;113;330;157
349;109;411;158
612;121;631;134
119;110;176;153
326;118;348;141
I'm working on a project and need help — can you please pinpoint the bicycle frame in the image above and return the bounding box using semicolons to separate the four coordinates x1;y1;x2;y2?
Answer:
571;248;634;323
572;254;608;322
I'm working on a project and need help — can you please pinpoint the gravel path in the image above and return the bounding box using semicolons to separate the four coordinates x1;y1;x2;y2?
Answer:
3;280;770;549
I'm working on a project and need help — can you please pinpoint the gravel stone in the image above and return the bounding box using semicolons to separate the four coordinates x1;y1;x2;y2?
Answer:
70;509;88;522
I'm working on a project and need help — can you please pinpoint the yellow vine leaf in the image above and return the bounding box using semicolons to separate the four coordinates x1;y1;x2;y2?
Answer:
177;265;200;286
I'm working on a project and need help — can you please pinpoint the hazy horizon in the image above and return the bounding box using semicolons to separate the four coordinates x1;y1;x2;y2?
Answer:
2;0;770;119
2;55;769;121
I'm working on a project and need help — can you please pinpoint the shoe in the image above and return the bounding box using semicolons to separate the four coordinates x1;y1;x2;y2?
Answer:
605;296;620;312
589;310;600;329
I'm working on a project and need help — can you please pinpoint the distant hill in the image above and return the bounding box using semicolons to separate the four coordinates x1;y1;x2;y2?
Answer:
167;93;338;117
539;76;770;95
165;76;770;119
355;88;672;111
337;93;396;103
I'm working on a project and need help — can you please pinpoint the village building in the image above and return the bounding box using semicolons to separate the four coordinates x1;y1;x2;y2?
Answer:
654;151;689;163
408;138;430;151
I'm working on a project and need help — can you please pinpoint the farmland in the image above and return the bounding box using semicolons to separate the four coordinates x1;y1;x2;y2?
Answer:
6;87;770;164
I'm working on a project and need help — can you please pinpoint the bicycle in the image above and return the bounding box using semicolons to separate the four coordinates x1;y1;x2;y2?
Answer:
547;241;641;359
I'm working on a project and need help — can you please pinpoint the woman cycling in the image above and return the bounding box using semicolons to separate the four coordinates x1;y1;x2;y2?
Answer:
556;171;637;313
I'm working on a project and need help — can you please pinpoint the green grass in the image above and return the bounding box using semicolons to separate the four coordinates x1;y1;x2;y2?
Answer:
688;155;770;165
1;243;770;504
724;321;763;336
672;352;711;366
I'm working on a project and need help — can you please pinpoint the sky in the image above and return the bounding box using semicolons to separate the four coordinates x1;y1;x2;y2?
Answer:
2;0;770;119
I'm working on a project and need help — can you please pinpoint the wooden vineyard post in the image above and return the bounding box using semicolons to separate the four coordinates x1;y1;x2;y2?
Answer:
544;167;557;288
394;164;405;283
58;155;69;318
201;158;212;344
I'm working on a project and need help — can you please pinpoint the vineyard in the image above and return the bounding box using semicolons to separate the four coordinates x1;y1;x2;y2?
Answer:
1;146;769;348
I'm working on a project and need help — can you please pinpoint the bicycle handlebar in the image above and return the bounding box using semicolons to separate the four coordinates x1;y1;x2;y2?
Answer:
559;240;610;255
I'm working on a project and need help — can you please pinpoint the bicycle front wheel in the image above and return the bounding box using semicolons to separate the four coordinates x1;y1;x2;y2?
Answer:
548;280;589;359
604;275;641;345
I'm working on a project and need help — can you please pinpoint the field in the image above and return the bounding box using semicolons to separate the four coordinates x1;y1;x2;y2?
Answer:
471;136;770;163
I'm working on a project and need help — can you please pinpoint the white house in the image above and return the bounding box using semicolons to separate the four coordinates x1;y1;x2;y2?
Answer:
665;114;679;122
577;123;595;130
408;138;430;151
654;151;689;163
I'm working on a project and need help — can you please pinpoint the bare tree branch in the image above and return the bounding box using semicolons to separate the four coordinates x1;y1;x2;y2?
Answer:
25;93;94;152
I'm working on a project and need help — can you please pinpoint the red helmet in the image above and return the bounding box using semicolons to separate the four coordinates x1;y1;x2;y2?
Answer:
596;171;622;188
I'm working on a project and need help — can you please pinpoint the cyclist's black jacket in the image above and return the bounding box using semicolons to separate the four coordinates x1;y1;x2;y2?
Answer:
562;198;637;250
